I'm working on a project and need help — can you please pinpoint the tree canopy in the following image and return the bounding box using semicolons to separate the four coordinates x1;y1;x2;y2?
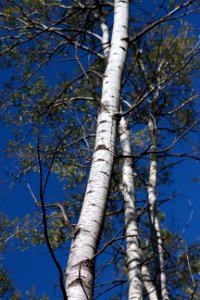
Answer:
0;0;200;299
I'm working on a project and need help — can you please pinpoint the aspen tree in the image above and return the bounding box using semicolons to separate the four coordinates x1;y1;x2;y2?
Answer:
65;1;130;298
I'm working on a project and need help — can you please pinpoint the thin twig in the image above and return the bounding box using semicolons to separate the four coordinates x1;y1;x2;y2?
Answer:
37;131;68;300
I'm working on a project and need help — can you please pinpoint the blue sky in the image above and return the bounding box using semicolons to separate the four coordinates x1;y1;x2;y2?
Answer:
1;85;199;299
1;158;199;298
0;1;200;299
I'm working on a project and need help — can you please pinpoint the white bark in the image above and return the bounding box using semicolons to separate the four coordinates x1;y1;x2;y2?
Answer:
65;1;129;299
147;116;170;300
142;264;158;300
100;19;110;57
101;15;143;300
138;56;169;299
119;116;143;300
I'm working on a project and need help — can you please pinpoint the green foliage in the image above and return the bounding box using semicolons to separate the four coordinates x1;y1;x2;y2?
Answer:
0;0;199;298
25;286;49;300
0;266;21;299
0;213;19;252
169;242;200;299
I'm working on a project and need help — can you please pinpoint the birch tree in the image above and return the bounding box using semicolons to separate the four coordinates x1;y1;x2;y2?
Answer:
147;114;169;300
99;9;144;299
0;1;200;300
126;22;200;299
119;116;143;300
65;1;129;298
139;57;169;299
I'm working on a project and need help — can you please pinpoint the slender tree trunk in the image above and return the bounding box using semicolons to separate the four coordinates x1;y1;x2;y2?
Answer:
142;264;158;300
138;56;169;299
100;13;143;300
119;116;143;300
65;1;129;299
147;115;170;300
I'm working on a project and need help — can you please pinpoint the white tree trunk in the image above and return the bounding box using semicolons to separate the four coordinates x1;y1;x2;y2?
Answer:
100;13;143;300
142;264;158;300
119;116;143;300
65;1;129;299
147;116;170;300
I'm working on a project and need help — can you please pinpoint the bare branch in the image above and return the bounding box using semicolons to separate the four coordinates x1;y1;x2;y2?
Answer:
37;132;68;300
120;47;200;117
129;0;193;44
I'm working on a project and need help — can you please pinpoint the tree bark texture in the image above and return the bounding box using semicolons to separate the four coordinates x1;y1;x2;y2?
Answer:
147;115;170;300
119;116;143;300
142;264;158;300
65;1;129;299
